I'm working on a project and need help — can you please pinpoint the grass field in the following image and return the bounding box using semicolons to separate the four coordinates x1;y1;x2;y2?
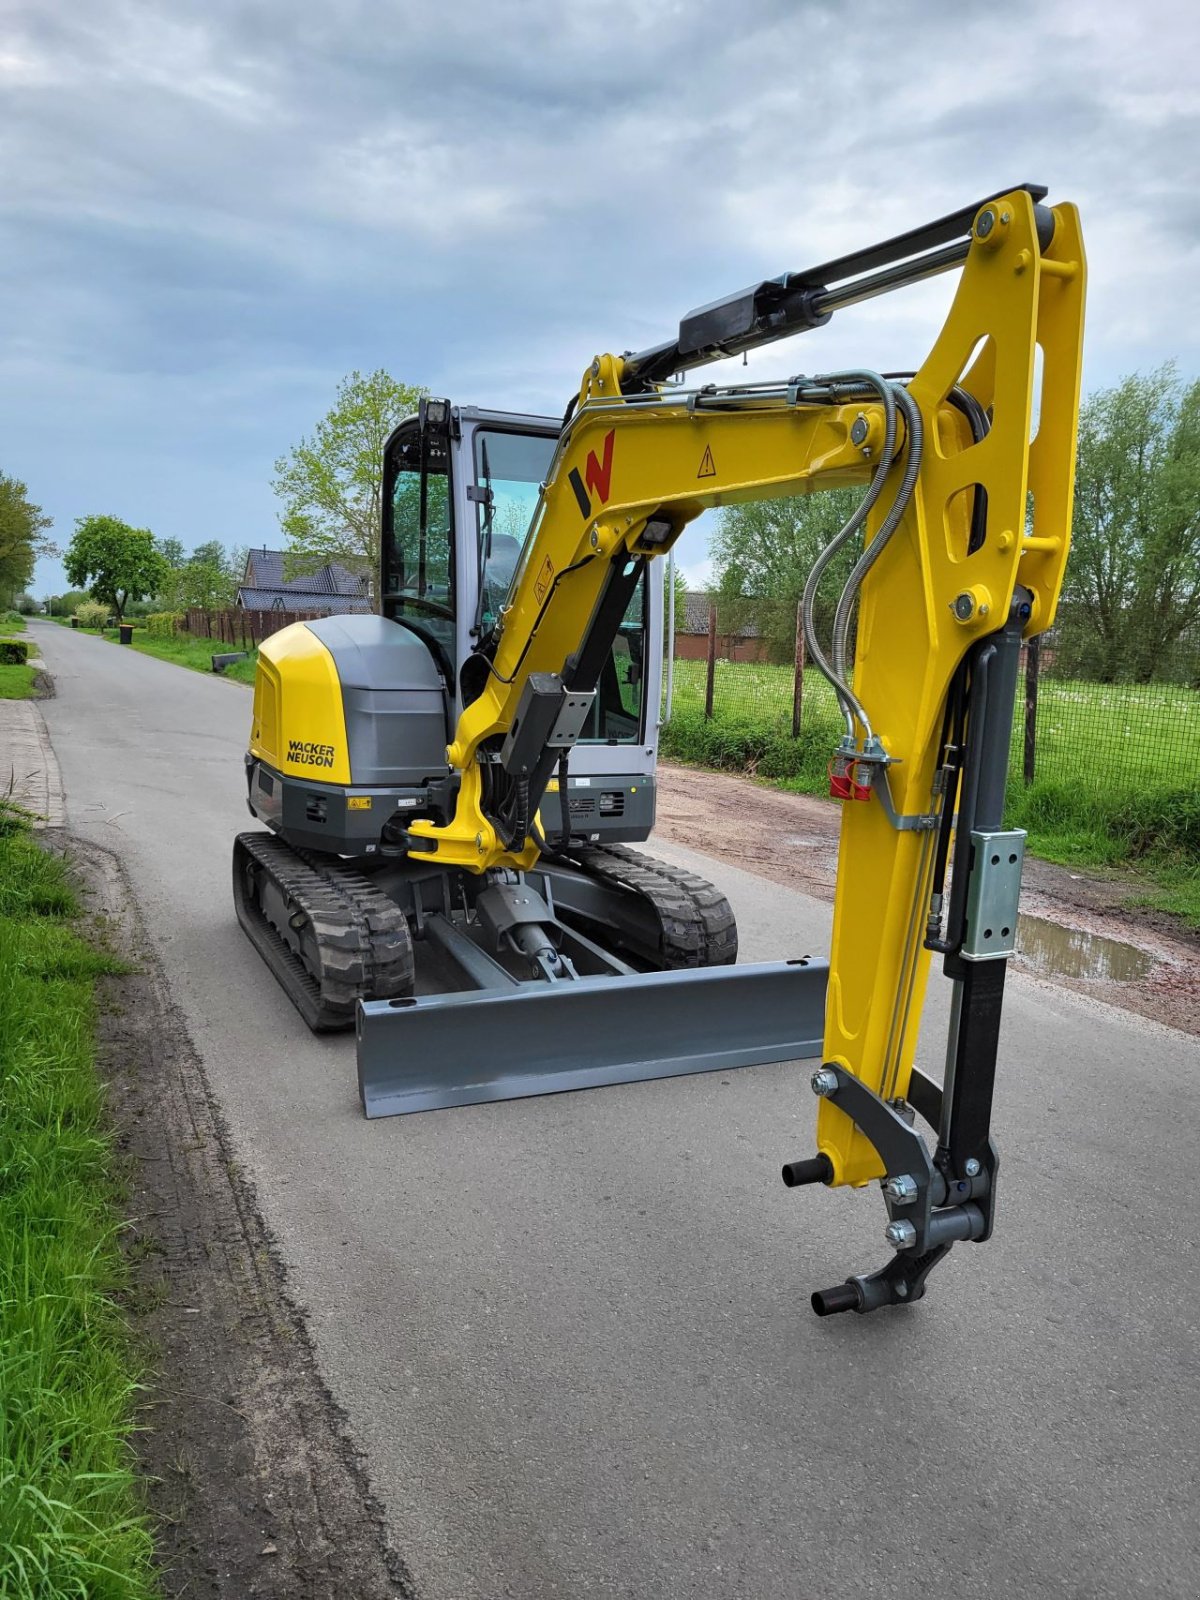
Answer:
665;659;1199;791
2;611;27;632
0;813;156;1597
663;659;1200;926
75;624;260;685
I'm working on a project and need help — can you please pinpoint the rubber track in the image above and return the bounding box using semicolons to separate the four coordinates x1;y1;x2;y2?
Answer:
564;843;739;969
234;832;414;1032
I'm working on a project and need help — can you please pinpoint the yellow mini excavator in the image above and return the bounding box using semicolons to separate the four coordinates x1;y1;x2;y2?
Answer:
235;184;1085;1314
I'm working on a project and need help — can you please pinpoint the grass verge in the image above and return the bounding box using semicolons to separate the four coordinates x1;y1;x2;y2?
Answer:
75;626;258;686
0;663;38;699
2;612;28;633
0;812;157;1597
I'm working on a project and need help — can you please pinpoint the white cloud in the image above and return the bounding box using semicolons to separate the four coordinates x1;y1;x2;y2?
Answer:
4;0;1198;592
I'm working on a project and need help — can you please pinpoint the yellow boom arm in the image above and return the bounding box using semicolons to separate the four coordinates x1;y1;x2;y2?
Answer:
409;186;1085;1307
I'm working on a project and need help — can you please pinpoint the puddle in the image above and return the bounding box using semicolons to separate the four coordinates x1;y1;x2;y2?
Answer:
1015;914;1153;983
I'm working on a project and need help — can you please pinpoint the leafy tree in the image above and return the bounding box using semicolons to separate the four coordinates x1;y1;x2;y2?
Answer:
1062;366;1200;682
64;515;167;622
273;370;426;582
709;489;862;663
0;471;53;608
153;537;187;608
53;590;88;616
16;593;37;614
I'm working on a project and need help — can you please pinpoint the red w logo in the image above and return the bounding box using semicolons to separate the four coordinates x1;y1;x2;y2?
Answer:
568;429;616;519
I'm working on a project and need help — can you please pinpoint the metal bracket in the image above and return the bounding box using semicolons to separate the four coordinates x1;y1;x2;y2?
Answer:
870;764;941;832
818;1065;940;1247
961;829;1026;961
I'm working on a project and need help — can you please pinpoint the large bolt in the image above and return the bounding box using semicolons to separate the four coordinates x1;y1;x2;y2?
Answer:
885;1219;917;1250
884;1174;918;1205
810;1067;839;1098
952;591;976;622
964;1157;982;1178
850;412;870;446
975;208;996;239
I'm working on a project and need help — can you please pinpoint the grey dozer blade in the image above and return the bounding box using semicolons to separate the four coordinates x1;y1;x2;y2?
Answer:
356;956;828;1118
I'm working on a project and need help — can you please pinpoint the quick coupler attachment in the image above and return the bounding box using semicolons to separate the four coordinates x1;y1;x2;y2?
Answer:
784;1061;994;1316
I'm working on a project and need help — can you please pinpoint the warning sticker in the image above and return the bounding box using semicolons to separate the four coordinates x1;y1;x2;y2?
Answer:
534;555;555;603
697;444;716;478
347;795;372;810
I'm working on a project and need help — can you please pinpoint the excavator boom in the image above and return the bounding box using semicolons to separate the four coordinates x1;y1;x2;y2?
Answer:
360;183;1086;1312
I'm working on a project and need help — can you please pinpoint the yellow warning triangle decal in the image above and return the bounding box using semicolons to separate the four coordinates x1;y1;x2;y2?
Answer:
697;444;716;478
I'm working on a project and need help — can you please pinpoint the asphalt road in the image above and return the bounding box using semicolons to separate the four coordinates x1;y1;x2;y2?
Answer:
30;619;1200;1600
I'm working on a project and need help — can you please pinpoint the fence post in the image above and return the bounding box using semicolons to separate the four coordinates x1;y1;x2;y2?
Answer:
1023;635;1040;785
705;603;717;721
792;596;806;739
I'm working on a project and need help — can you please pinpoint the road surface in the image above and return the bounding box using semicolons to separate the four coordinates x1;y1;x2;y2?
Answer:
29;620;1200;1599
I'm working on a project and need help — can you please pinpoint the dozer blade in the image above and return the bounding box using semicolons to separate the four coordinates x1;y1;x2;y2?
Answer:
356;958;828;1118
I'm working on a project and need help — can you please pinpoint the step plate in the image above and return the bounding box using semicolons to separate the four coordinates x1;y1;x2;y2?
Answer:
356;958;828;1118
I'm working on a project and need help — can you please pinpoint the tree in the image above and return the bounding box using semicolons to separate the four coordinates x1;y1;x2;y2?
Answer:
64;515;167;623
1062;366;1200;682
709;489;863;663
0;471;53;608
273;370;426;581
178;539;235;609
154;536;188;609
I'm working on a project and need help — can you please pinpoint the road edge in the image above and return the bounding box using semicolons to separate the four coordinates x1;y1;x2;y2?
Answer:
49;827;421;1599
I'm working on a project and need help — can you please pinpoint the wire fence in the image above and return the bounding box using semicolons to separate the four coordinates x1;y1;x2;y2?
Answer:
666;606;1200;796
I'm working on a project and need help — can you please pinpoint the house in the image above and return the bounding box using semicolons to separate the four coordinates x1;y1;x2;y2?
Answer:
672;590;768;662
236;548;372;614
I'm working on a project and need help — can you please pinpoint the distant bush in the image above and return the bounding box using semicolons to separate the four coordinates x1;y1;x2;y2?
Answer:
15;593;36;614
0;639;30;664
145;612;184;638
75;600;110;629
55;590;88;616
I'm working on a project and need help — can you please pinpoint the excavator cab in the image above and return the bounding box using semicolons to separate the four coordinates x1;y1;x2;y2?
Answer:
380;401;663;843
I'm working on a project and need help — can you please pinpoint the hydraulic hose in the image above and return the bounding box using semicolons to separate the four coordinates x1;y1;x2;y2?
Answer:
830;383;925;708
799;371;898;736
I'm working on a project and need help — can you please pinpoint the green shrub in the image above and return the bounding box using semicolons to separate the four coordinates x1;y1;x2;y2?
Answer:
75;600;110;629
145;610;185;638
0;639;30;664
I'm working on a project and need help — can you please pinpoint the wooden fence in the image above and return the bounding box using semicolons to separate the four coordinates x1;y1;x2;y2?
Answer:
181;607;344;648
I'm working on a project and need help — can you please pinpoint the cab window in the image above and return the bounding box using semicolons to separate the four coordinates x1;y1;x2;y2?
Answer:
472;427;647;744
383;424;454;663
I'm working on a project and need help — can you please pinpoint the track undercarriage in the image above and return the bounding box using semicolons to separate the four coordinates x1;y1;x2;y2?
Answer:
232;830;828;1117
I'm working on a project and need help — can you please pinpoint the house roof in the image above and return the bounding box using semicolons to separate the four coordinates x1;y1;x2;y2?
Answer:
236;587;372;614
242;547;370;597
678;590;761;637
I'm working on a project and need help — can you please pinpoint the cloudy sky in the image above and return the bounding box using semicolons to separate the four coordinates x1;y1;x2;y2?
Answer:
4;0;1198;596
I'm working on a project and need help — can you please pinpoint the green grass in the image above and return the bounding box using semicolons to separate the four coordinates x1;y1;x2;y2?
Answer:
0;813;157;1598
0;663;38;699
2;612;27;633
82;626;259;686
662;659;1200;928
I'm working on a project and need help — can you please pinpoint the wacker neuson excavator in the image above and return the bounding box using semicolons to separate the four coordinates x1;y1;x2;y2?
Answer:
235;184;1085;1315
